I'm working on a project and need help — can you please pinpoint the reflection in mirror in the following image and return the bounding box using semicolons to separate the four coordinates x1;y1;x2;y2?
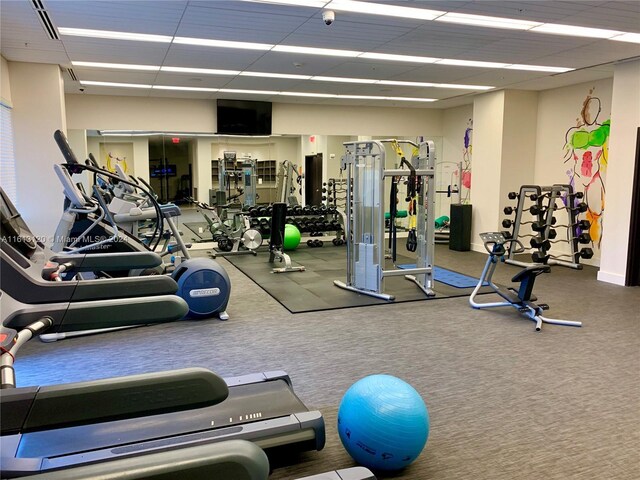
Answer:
74;131;458;225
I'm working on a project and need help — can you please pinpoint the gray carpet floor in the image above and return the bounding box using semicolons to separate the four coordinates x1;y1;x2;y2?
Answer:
15;236;640;479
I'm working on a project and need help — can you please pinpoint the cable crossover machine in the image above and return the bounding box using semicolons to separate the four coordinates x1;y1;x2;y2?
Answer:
334;139;436;301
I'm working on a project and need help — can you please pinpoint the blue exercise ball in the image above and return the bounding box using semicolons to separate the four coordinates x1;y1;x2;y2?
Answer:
337;374;429;471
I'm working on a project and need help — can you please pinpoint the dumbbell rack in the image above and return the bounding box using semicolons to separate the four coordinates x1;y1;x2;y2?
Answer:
323;177;349;212
502;184;589;269
247;204;345;246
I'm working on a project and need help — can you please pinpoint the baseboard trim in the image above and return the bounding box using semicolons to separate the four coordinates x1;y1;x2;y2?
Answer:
597;270;627;286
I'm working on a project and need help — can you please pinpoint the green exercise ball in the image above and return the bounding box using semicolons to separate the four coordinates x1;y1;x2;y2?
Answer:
283;224;301;251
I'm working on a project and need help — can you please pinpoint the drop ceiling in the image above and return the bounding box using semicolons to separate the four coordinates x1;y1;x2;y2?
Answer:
1;0;639;108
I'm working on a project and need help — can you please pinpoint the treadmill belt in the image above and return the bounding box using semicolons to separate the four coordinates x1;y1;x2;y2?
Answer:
17;379;305;459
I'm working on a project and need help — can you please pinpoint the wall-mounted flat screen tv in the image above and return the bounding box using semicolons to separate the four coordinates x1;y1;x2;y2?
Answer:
150;164;177;178
217;99;272;135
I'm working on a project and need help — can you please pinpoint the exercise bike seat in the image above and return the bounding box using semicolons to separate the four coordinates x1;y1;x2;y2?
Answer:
511;264;551;302
511;264;550;283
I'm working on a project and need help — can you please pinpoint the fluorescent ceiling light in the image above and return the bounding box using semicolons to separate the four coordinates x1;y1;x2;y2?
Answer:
218;88;279;95
329;0;444;21
240;71;312;80
58;27;172;43
272;45;361;57
338;95;386;100
610;33;640;44
359;52;439;63
436;59;509;68
80;80;151;89
215;134;273;138
161;66;240;75
62;29;574;72
530;24;623;39
242;0;329;7
311;76;377;84
73;60;495;90
435;12;541;30
153;86;219;92
383;97;437;103
72;61;160;71
505;64;573;73
279;91;337;98
83;81;438;102
377;80;493;90
174;37;273;50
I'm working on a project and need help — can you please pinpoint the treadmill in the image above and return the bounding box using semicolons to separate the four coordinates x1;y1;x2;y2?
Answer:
0;189;325;478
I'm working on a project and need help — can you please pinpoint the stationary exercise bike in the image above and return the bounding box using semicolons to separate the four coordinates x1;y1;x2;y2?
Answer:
469;232;582;331
192;199;263;257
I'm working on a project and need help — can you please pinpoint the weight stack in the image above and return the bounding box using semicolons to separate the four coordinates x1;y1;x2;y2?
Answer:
449;204;472;251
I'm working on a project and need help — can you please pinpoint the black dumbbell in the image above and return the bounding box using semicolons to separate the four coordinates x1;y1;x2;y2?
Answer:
578;247;593;259
217;236;233;252
503;206;516;215
531;221;548;232
508;192;518;200
532;252;550;263
568;202;588;213
529;205;548;215
577;232;591;244
576;219;591;230
530;237;551;250
502;219;513;228
548;228;557;239
501;230;513;240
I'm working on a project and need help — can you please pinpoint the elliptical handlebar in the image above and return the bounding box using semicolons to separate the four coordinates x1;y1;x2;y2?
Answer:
53;130;166;251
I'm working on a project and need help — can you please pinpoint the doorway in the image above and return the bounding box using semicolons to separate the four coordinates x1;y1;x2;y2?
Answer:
305;153;323;206
148;136;193;204
626;127;640;286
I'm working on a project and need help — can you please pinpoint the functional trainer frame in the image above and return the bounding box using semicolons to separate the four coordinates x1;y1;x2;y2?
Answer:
334;140;436;301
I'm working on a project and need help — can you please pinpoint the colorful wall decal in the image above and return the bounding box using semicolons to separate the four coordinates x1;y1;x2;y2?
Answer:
563;88;610;247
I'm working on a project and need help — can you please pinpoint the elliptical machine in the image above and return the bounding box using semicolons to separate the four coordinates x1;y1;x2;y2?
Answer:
50;130;231;329
469;232;582;332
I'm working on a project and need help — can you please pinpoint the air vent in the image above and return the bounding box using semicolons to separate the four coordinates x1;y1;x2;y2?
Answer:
67;68;78;82
31;0;59;40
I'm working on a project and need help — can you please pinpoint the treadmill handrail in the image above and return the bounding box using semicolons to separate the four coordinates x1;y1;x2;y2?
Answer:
1;367;229;433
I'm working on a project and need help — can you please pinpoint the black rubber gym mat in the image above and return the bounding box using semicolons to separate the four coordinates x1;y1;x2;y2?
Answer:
225;245;496;313
183;222;213;242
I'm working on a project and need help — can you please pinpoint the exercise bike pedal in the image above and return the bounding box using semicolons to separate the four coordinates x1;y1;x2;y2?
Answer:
537;303;550;311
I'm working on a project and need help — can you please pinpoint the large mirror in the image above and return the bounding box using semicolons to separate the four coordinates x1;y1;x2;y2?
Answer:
73;130;461;230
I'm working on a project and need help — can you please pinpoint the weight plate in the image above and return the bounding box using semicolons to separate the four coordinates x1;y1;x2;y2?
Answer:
242;229;263;250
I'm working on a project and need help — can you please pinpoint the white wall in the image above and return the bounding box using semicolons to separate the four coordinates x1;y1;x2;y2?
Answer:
1;56;11;106
9;61;66;240
534;78;613;265
66;94;217;132
598;59;640;285
273;103;442;136
471;91;506;250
